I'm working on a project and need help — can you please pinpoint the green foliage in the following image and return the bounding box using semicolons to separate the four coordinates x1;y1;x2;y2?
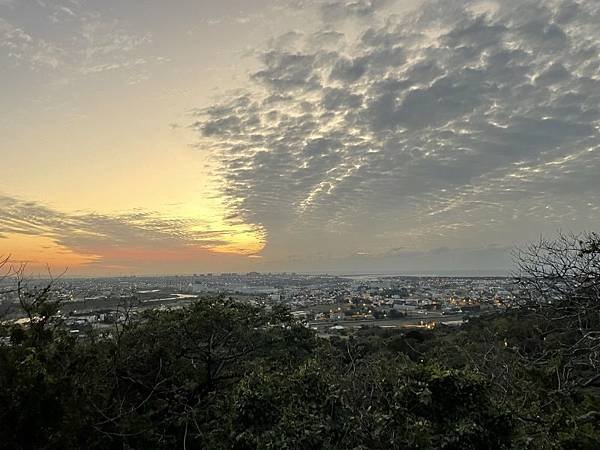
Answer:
230;356;511;450
1;272;599;449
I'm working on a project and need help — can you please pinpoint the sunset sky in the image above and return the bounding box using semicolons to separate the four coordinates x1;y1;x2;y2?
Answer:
1;0;599;276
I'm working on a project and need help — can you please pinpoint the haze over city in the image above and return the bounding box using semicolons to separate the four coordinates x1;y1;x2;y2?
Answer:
1;0;599;276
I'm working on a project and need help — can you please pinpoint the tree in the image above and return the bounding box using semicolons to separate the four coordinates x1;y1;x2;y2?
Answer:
230;354;512;449
513;232;600;393
1;237;599;449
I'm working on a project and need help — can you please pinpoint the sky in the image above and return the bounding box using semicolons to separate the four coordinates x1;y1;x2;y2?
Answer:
1;0;599;276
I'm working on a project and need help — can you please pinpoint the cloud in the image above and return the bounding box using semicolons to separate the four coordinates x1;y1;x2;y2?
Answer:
0;17;64;69
0;195;257;273
193;0;600;270
320;0;392;22
0;3;154;77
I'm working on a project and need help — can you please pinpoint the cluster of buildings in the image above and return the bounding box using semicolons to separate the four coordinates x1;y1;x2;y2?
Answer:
1;273;516;336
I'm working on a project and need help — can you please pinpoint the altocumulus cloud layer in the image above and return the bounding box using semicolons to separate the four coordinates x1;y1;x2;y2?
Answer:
194;0;600;273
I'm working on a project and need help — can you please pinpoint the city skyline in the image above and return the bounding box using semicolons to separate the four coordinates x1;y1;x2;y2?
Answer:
1;0;599;275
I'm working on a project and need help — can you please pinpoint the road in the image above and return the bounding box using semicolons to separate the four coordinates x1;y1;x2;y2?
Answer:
307;313;467;331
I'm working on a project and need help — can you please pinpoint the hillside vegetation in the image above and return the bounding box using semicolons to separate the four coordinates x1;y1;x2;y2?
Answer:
1;233;599;449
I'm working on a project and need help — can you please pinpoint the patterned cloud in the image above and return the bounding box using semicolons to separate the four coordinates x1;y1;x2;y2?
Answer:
193;0;600;271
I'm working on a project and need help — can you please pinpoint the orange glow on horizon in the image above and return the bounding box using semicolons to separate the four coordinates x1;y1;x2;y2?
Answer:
0;219;266;276
0;233;100;274
209;227;266;255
